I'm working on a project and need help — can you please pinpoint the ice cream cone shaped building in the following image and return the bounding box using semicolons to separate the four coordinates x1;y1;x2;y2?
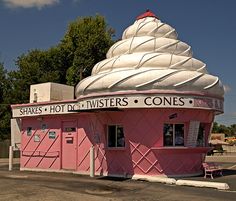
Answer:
11;10;224;177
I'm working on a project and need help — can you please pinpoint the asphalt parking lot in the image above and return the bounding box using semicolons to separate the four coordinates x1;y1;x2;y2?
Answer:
0;155;235;201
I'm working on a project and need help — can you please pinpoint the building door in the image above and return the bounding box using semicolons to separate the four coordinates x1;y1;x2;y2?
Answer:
62;121;77;170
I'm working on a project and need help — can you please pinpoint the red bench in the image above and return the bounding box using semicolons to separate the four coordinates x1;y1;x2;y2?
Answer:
202;162;223;179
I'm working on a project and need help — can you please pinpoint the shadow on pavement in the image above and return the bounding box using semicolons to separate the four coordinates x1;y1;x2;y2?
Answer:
97;176;130;181
222;169;236;176
0;163;20;170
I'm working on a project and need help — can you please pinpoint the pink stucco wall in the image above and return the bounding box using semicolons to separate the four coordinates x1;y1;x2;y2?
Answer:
21;117;62;169
20;108;214;177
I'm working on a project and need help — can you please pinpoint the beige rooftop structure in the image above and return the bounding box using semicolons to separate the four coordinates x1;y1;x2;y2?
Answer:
30;82;74;103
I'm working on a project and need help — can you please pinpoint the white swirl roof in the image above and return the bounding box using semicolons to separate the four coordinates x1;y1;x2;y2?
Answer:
75;10;224;98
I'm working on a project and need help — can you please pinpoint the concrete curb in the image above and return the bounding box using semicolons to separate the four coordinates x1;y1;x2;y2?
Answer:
132;175;230;190
132;175;176;185
176;179;230;190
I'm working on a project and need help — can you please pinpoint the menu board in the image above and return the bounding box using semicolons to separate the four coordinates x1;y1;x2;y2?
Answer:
186;121;200;147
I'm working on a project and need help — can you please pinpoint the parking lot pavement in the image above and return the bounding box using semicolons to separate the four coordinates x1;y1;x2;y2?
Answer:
178;164;236;191
0;157;235;201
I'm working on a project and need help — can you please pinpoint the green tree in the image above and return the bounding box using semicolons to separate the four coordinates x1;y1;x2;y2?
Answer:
8;49;61;104
10;15;114;104
61;15;114;85
0;62;5;103
212;122;219;133
218;124;231;136
0;62;11;140
2;15;114;139
229;124;236;136
212;122;236;137
9;46;76;103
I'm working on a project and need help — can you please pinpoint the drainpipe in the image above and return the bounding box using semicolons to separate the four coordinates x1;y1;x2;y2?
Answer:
90;146;95;177
9;145;13;171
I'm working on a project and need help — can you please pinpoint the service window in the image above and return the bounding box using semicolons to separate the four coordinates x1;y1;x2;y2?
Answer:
163;124;184;146
107;125;125;148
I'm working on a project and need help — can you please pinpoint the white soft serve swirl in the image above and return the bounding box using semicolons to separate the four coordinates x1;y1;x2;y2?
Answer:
75;16;224;98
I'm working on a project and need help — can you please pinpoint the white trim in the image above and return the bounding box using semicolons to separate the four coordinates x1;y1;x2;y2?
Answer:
12;94;224;118
20;167;74;174
73;171;90;175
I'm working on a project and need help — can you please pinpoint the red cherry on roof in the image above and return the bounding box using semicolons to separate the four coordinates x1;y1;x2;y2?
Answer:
136;9;158;20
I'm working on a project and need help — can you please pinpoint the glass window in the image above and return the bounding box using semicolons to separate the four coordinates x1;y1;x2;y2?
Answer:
107;125;125;148
163;124;173;146
163;124;184;146
108;126;116;147
41;124;47;132
26;127;32;136
64;127;76;132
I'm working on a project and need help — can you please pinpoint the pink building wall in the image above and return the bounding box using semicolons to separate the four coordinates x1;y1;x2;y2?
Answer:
20;108;214;177
21;117;62;169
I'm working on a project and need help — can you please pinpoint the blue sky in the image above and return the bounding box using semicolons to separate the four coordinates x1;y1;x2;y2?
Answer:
0;0;235;125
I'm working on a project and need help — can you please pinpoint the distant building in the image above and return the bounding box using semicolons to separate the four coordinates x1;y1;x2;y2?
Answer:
210;133;225;141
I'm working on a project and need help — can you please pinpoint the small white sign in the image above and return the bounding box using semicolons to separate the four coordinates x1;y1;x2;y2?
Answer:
34;134;40;142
